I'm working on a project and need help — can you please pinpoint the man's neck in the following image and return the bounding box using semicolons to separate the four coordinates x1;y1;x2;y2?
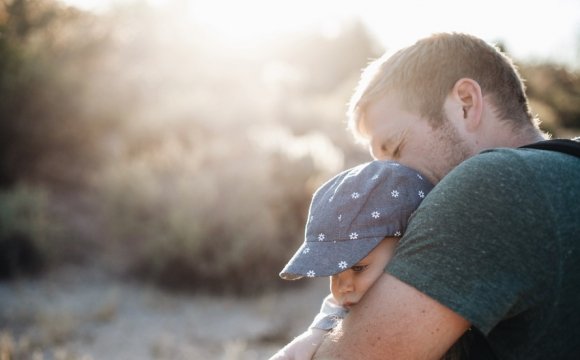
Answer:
478;122;547;153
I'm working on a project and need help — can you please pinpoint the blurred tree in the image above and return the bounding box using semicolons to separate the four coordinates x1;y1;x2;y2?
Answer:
494;40;580;136
0;0;113;188
522;64;580;132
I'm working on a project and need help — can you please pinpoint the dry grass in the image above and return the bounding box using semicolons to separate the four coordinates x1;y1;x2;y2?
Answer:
0;266;329;359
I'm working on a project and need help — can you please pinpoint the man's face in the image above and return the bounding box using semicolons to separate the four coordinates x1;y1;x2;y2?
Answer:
360;94;473;184
330;237;398;310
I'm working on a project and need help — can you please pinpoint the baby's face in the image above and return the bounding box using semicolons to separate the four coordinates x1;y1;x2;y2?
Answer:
330;237;398;309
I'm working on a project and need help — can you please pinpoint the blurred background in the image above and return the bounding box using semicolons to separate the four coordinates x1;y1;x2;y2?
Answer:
1;0;579;358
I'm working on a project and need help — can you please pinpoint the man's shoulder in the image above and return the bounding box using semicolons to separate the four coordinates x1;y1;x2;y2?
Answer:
435;148;528;189
444;145;580;185
476;142;580;165
425;145;579;213
472;145;567;165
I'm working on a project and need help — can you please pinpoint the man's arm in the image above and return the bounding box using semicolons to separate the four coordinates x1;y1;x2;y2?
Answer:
313;273;469;359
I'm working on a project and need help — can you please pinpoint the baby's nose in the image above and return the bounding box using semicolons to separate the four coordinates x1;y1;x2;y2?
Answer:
338;273;354;293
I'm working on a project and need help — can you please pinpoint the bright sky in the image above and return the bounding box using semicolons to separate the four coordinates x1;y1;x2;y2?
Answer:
61;0;580;68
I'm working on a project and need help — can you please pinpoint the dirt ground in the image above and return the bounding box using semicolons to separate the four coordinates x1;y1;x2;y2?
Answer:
0;266;329;360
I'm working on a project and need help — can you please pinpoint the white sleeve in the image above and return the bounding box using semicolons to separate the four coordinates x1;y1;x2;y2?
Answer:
309;294;349;331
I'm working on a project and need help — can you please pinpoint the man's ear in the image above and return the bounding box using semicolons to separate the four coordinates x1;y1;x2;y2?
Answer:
451;78;483;131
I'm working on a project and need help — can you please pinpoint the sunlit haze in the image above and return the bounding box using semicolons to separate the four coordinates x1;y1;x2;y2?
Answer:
60;0;580;68
2;2;580;357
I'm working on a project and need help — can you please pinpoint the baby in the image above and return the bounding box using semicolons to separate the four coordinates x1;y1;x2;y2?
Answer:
271;160;433;359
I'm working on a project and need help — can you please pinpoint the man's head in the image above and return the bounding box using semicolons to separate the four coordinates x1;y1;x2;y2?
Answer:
347;32;546;183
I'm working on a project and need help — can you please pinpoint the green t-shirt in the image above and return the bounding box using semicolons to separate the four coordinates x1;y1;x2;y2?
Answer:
387;147;580;359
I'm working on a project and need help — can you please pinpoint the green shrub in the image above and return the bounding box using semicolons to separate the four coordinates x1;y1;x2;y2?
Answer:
95;134;335;294
0;185;61;278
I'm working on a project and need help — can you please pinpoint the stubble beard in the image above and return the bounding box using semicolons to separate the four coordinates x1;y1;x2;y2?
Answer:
433;119;474;180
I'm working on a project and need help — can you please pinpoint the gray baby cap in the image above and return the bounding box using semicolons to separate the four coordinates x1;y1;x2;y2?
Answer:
280;160;433;280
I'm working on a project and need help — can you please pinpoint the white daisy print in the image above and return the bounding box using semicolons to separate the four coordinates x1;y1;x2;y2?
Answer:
349;232;358;240
338;261;348;270
303;247;310;254
338;214;342;221
351;192;360;199
318;233;326;241
417;174;423;180
418;190;425;198
391;190;400;198
307;270;316;278
372;174;379;180
328;196;334;202
371;211;380;219
394;230;402;236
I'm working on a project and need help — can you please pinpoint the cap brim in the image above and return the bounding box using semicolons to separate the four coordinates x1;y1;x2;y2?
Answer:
279;237;383;280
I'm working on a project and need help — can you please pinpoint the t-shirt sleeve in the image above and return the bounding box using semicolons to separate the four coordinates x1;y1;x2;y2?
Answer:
386;149;557;335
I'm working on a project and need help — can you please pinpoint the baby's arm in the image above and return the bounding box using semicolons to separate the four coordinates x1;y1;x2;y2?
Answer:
308;294;348;330
268;294;347;360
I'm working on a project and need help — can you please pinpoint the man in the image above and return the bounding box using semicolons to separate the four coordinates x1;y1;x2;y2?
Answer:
299;32;579;359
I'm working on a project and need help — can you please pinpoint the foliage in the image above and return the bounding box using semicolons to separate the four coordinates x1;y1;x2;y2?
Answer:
95;132;330;294
521;64;580;132
0;0;114;188
0;185;62;277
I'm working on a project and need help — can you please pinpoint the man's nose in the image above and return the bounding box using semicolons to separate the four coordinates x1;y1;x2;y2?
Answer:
369;139;389;160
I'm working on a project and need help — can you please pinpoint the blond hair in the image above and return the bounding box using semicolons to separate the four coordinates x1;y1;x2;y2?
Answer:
348;32;536;141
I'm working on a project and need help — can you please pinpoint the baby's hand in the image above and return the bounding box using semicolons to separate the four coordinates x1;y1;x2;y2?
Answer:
268;328;327;360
